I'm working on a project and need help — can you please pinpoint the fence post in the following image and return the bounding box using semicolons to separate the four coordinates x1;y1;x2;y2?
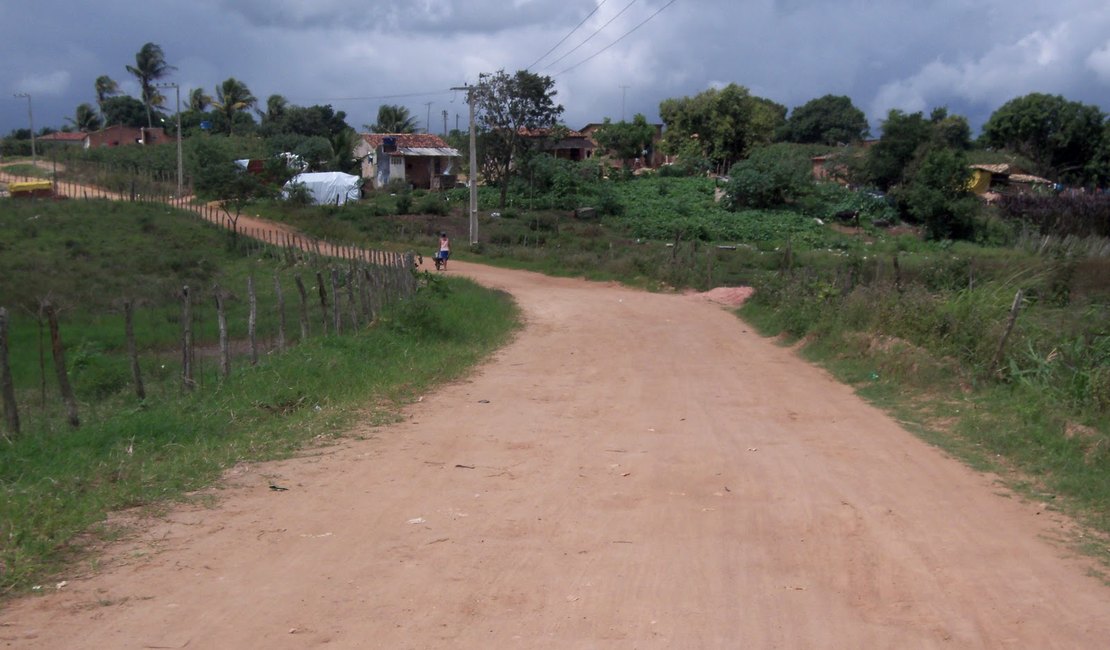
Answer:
181;286;194;390
294;274;310;341
0;307;20;437
274;272;287;353
123;300;146;400
248;275;259;365
316;271;329;335
42;301;80;428
214;285;230;378
330;268;342;335
991;290;1025;378
346;267;359;330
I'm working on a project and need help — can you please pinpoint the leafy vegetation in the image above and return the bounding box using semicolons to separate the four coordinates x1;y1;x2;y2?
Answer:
0;198;521;594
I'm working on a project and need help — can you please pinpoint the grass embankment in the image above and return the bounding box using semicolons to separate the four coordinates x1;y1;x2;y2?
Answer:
0;199;520;594
740;253;1110;564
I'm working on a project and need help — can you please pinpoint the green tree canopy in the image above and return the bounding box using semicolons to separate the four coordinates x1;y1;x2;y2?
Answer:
980;92;1106;185
366;104;418;133
659;83;785;173
188;87;213;112
259;103;349;139
66;103;102;132
212;77;257;136
777;94;869;145
94;76;121;115
725;143;815;210
475;69;564;208
100;95;150;128
125;42;175;128
592;114;656;169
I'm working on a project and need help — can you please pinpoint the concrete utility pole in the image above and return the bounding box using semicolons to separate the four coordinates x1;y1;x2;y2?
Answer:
155;82;183;197
620;85;630;122
442;109;448;137
13;93;35;166
424;102;433;134
451;81;481;245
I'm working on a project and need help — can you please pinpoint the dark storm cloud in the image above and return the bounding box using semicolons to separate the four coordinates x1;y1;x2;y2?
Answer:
2;0;1109;138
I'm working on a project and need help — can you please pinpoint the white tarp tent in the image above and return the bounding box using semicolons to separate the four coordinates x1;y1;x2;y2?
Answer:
284;172;361;206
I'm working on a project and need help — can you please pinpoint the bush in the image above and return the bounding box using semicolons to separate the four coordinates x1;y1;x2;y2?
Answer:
724;144;814;210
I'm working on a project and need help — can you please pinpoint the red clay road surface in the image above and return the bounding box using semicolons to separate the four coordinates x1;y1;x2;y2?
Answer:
2;260;1109;648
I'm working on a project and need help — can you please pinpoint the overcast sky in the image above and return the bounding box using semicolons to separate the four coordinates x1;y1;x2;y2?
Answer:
3;0;1110;139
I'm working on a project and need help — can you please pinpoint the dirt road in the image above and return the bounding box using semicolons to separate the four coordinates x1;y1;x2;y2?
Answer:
2;260;1108;648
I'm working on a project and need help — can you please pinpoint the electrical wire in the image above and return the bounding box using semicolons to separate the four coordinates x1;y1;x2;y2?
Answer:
525;0;609;71
542;0;640;72
290;90;454;103
556;0;678;76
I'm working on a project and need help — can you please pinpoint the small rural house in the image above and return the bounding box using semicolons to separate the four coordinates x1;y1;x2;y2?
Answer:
355;133;460;190
579;122;667;168
967;164;1053;199
34;126;167;150
518;127;597;162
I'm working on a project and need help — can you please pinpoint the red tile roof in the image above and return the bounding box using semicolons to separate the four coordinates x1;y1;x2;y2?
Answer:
360;133;451;149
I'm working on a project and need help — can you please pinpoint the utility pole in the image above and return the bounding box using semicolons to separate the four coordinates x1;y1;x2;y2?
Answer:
620;85;630;122
424;102;433;134
13;93;35;167
155;82;183;197
451;81;481;245
442;109;448;136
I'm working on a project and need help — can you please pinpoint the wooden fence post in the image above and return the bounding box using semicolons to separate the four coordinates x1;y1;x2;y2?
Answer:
181;286;194;390
248;275;259;365
123;300;146;400
0;307;20;437
294;274;310;341
330;268;342;335
316;271;329;335
42;301;80;428
214;286;230;378
991;289;1025;378
274;272;287;353
346;267;359;330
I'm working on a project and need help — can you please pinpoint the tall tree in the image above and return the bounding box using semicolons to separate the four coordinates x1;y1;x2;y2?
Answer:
125;42;176;128
212;78;257;136
188;87;213;112
777;94;869;145
366;104;418;133
659;84;785;173
66;103;102;132
474;69;564;208
865;109;932;190
260;94;289;125
980;92;1106;184
592;114;656;169
94;75;121;116
100;96;148;128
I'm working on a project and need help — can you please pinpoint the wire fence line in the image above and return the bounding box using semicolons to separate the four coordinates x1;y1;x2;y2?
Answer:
0;167;423;438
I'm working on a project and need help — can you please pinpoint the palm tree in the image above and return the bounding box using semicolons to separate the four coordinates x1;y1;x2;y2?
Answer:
259;94;289;124
125;42;176;127
67;103;102;132
212;77;257;136
367;104;417;133
188;87;213;112
94;76;120;115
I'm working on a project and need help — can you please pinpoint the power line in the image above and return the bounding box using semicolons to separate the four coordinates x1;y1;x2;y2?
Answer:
290;90;454;103
525;0;609;71
556;0;678;77
542;0;640;72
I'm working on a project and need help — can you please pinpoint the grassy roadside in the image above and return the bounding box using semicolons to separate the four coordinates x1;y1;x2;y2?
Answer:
0;198;521;594
740;296;1110;572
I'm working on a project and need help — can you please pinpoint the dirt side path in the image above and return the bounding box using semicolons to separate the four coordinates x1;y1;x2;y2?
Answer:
3;261;1109;647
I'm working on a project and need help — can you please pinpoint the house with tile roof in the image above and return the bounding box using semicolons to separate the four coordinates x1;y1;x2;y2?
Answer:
354;133;461;190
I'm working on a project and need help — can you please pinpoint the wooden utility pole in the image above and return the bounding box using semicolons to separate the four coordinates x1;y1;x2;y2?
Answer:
452;81;480;244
